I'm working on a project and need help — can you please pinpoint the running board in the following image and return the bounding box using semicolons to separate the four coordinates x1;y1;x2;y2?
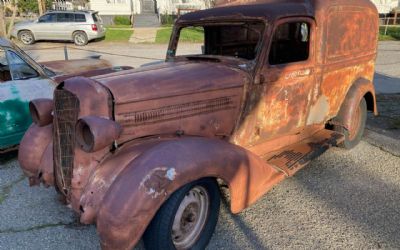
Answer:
262;130;344;176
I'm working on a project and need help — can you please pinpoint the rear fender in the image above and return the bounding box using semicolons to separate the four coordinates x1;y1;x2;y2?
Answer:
95;137;285;250
335;78;377;130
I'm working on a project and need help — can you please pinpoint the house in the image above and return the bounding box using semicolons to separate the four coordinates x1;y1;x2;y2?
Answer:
371;0;400;13
90;0;214;25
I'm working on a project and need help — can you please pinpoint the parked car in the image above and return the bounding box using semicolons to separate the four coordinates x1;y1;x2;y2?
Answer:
11;10;106;46
19;0;378;249
0;38;132;152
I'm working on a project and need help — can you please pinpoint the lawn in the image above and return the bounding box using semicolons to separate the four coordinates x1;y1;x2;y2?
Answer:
105;29;133;42
105;24;132;29
156;26;204;43
379;26;400;41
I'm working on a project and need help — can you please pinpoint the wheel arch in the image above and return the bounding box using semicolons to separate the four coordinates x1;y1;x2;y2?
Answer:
72;30;88;39
93;137;285;250
334;77;377;130
18;29;35;39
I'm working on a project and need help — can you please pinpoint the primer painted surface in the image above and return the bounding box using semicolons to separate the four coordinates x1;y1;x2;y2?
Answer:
0;78;54;149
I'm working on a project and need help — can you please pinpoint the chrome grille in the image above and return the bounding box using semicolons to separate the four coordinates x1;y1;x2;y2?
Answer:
53;89;79;196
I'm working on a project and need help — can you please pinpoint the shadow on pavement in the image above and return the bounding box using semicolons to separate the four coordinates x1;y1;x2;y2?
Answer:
0;151;18;165
374;72;400;94
296;161;400;248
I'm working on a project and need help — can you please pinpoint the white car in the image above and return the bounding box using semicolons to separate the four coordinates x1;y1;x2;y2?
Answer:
11;10;106;46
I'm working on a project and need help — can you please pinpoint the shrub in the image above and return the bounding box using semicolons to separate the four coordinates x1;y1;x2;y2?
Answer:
160;14;176;25
114;16;131;25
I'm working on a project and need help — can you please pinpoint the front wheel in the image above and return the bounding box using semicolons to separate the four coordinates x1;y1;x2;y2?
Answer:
18;30;35;45
334;98;367;149
143;178;220;250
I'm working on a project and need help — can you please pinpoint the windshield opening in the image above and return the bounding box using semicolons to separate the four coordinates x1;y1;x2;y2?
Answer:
173;21;266;61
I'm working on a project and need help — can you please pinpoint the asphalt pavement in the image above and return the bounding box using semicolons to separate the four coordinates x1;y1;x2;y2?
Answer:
0;41;400;249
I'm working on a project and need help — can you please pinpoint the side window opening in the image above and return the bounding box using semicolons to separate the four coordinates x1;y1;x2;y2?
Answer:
39;13;56;23
269;22;310;65
57;13;75;22
0;49;11;82
75;14;86;22
7;51;38;80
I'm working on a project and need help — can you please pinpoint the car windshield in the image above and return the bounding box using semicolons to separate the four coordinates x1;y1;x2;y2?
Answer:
171;21;266;62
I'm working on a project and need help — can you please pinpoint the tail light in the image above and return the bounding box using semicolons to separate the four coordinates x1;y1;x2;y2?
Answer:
91;24;98;31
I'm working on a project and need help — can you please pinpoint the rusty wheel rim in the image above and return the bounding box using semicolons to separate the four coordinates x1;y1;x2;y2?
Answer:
348;104;362;141
172;186;209;249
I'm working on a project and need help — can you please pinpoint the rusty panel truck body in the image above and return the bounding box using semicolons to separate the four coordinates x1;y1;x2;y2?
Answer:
18;0;378;249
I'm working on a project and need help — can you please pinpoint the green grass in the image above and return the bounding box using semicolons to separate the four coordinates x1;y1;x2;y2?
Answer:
105;29;133;42
379;26;400;41
105;24;132;29
156;26;204;43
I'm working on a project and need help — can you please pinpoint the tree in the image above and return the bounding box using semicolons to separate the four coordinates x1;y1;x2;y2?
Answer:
18;0;51;14
0;4;6;37
7;0;18;38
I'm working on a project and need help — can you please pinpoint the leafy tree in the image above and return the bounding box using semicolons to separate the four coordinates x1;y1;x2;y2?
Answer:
18;0;51;14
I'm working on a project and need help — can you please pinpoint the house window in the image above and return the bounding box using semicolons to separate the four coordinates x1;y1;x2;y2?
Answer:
269;22;310;65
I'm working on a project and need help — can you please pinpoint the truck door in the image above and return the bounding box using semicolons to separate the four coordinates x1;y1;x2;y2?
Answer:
0;48;54;149
256;18;317;141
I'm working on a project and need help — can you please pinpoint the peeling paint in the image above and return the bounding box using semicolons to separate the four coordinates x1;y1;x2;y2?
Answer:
140;167;176;198
306;95;330;125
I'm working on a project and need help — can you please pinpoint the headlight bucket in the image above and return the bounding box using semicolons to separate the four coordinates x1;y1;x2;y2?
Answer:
29;98;54;127
76;116;122;153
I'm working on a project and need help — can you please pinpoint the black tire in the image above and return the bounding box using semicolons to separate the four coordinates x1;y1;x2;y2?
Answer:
73;31;88;46
334;98;367;149
18;30;35;45
143;178;220;250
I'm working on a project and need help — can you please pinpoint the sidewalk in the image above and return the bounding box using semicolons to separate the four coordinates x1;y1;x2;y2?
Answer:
129;28;159;43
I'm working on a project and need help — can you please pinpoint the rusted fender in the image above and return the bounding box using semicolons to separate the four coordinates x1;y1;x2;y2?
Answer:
18;123;52;186
335;78;377;130
95;137;286;250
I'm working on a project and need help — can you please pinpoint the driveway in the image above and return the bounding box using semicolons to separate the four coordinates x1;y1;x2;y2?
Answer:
1;41;400;249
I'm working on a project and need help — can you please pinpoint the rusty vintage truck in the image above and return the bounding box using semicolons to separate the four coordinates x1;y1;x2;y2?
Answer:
0;38;131;152
18;0;378;249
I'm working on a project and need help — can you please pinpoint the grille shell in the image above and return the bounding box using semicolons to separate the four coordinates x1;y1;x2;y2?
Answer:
53;89;79;196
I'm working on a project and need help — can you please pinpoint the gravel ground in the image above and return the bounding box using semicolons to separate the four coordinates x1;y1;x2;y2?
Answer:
1;137;400;249
0;41;399;249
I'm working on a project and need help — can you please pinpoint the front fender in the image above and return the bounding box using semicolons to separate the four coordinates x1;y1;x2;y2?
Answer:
95;137;285;250
18;123;52;186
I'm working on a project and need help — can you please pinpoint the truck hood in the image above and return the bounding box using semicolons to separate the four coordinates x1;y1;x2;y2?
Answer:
41;59;112;76
93;61;249;104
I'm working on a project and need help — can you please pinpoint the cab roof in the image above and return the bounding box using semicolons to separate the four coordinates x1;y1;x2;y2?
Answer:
0;38;15;48
177;0;377;23
178;2;312;23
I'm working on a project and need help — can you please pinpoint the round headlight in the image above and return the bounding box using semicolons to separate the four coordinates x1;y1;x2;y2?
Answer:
76;116;122;153
29;98;53;127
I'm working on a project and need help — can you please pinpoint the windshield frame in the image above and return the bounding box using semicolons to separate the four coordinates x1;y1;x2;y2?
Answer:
166;18;268;69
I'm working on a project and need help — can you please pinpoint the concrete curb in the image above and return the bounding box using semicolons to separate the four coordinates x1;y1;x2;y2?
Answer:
363;128;400;157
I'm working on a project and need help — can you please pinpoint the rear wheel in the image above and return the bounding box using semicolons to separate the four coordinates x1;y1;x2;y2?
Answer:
143;178;220;250
334;98;367;149
73;31;88;46
18;30;35;45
